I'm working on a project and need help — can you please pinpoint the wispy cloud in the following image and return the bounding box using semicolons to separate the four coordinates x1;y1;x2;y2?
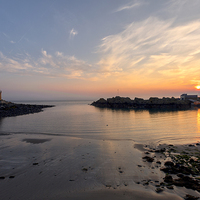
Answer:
98;17;200;87
115;1;144;12
2;0;200;92
2;32;10;39
0;49;98;80
69;28;78;39
2;16;200;89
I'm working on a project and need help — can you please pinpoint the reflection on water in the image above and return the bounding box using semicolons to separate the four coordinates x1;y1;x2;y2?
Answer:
93;106;200;143
198;109;200;133
0;101;200;145
0;117;4;127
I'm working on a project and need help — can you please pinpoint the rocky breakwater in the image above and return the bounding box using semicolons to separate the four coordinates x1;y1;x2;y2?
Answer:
0;101;54;118
91;96;191;109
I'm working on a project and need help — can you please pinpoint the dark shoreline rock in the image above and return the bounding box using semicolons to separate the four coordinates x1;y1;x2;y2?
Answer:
143;143;200;196
91;96;191;110
0;101;54;118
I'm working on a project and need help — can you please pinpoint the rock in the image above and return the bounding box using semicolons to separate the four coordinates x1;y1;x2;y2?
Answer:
106;184;111;188
177;173;184;178
164;175;173;183
164;161;174;167
167;185;174;189
173;175;200;191
33;163;39;165
134;97;145;104
82;168;88;172
142;156;154;162
189;156;198;162
91;96;191;109
155;148;166;153
161;164;193;175
189;144;195;147
143;182;149;186
0;103;54;118
184;194;199;200
155;187;163;193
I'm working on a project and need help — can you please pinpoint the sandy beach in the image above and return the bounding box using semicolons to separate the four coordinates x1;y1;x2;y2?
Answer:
1;131;200;200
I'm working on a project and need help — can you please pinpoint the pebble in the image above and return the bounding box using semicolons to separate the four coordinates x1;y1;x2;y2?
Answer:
155;187;163;193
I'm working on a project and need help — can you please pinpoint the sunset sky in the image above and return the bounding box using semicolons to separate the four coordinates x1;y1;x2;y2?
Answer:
1;0;200;101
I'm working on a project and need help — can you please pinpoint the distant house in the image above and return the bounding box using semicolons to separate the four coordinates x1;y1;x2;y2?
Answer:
180;94;198;100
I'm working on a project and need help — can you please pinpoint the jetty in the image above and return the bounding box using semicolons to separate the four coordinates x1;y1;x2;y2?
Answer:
91;96;193;110
0;91;54;118
0;102;54;118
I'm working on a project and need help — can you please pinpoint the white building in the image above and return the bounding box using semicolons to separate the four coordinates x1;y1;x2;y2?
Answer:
180;94;198;100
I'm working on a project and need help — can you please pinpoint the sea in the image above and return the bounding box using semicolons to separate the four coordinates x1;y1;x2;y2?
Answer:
0;100;200;146
1;100;200;199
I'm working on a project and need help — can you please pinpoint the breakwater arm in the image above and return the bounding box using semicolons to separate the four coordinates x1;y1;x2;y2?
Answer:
0;102;54;118
91;96;191;109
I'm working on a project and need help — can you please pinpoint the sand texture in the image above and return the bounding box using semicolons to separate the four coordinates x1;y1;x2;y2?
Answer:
0;133;200;199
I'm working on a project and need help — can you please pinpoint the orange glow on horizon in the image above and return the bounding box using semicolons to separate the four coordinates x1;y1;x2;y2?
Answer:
195;85;200;90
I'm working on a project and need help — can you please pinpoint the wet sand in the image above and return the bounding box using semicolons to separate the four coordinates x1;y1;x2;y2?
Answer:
0;133;199;199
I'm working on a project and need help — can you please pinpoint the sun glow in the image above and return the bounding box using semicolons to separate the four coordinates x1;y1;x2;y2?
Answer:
195;85;200;90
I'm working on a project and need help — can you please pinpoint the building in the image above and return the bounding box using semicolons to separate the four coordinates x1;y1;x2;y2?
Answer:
180;94;198;100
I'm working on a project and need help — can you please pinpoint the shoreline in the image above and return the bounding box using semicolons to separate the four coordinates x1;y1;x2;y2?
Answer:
0;100;54;118
0;99;200;199
0;131;200;199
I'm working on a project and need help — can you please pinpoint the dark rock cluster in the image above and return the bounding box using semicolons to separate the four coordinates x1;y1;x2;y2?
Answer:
141;144;200;199
91;96;191;109
160;151;200;192
164;173;200;192
0;102;54;118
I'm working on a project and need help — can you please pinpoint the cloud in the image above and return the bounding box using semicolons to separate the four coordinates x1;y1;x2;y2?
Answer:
162;0;200;25
69;28;78;39
0;49;99;80
2;1;200;92
98;17;200;87
1;16;200;89
0;52;33;73
10;41;16;44
115;1;144;12
2;32;9;39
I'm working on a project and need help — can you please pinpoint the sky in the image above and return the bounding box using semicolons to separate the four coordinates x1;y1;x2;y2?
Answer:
1;0;200;101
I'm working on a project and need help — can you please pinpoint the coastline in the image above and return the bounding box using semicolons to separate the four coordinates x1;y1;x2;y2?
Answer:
0;100;54;118
0;100;200;199
0;130;200;199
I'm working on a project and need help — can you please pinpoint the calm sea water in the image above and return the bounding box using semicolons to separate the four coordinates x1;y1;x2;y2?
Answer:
0;100;200;145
